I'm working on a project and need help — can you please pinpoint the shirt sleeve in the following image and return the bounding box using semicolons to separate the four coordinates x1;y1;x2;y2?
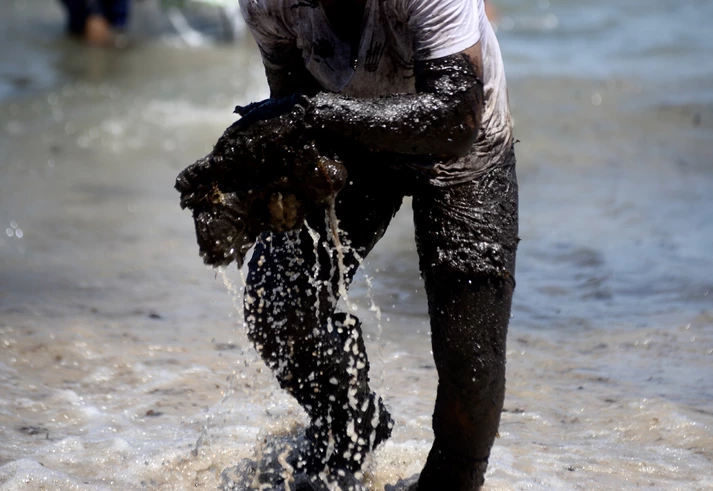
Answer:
408;0;482;60
239;0;297;69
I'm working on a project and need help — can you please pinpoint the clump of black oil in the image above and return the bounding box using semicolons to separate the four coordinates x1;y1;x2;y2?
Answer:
194;200;385;491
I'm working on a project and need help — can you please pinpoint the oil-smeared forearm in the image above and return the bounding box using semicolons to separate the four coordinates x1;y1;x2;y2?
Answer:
262;45;323;99
306;53;483;158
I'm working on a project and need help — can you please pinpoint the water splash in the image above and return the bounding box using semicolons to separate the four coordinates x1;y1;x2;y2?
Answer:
326;200;349;303
211;203;394;489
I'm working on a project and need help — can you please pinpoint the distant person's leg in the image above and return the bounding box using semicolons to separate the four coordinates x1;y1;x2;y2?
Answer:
99;0;130;30
58;0;90;35
84;13;113;45
58;0;117;45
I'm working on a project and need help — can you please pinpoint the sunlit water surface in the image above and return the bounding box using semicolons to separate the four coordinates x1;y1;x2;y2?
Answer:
1;0;712;490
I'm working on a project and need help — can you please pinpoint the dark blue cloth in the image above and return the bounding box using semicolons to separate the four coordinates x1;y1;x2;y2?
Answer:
58;0;130;34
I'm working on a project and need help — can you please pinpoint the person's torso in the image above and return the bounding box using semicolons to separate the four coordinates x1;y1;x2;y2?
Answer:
278;0;413;97
275;0;514;184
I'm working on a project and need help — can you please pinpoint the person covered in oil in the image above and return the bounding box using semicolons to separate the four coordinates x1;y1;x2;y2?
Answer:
236;0;518;489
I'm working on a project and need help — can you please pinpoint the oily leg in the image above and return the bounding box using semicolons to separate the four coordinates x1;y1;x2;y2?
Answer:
412;155;519;490
244;167;405;473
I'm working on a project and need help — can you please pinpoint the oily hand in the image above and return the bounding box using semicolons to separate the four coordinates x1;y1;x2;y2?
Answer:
175;96;347;268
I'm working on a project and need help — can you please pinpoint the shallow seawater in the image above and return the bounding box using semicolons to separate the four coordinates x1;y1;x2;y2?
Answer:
1;0;712;490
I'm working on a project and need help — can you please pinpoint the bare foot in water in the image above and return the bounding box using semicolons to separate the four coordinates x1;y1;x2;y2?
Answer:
84;14;114;46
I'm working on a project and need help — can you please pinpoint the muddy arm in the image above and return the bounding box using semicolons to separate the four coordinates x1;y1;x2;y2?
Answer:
262;45;323;99
306;44;484;158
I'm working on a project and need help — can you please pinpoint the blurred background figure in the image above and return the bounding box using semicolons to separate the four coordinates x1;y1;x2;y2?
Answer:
58;0;130;45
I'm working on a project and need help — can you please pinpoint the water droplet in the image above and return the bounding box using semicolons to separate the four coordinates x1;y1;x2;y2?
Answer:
500;16;515;31
5;121;25;135
544;13;559;29
15;229;23;239
77;135;90;148
5;228;13;237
